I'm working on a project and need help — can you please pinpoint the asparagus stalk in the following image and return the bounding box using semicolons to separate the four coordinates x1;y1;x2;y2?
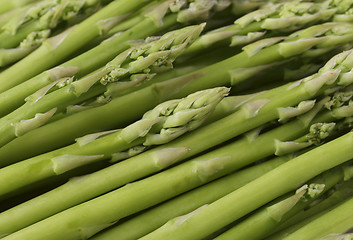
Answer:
0;0;152;93
0;86;228;198
3;103;353;240
140;132;353;240
1;52;353;235
2;21;353;160
0;23;204;148
282;196;353;240
0;0;232;116
267;179;353;239
90;155;293;240
214;164;353;240
0;0;40;14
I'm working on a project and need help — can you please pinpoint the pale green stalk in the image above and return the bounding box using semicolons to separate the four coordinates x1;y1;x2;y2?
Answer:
0;0;40;14
2;21;353;160
0;87;228;198
0;0;232;116
90;155;292;240
140;132;353;240
282;196;353;240
2;50;353;235
0;24;204;147
0;0;152;93
266;179;353;240
214;164;352;240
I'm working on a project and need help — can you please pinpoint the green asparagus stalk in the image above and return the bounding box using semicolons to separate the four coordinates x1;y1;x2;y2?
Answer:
140;132;353;240
0;0;40;14
90;155;293;240
2;21;353;160
3;105;353;240
0;0;232;116
282;196;353;240
266;179;353;239
0;0;153;93
0;23;204;148
0;86;228;198
2;50;353;236
214;164;353;240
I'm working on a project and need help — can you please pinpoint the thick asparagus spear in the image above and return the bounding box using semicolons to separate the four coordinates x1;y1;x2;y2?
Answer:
0;23;204;147
140;132;353;240
2;49;353;236
90;155;293;240
0;0;152;93
282;196;353;240
214;164;353;240
2;21;353;161
0;87;229;198
0;0;232;116
266;179;353;239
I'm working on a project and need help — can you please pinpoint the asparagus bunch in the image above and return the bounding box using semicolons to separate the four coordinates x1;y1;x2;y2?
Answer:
3;21;353;162
0;23;204;147
0;0;233;117
2;49;353;238
0;86;229;198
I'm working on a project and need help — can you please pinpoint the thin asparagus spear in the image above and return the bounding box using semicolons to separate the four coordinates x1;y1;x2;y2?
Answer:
0;23;204;147
90;155;293;240
0;0;232;116
2;50;353;236
282;196;353;240
2;21;353;160
141;132;353;240
0;0;153;93
214;164;353;240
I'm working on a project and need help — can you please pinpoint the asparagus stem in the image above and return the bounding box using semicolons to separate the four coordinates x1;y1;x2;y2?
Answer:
90;155;292;240
282;196;353;240
0;87;228;198
0;0;40;14
214;165;350;240
1;53;352;235
141;132;353;240
266;179;353;240
0;0;150;93
0;23;204;147
2;21;353;160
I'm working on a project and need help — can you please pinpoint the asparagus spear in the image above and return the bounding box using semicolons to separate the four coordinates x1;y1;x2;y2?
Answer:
0;0;40;14
0;86;229;198
2;21;353;161
267;179;353;239
0;23;204;147
282;196;353;240
140;132;353;240
2;97;352;240
0;0;153;93
214;164;353;240
0;0;232;116
90;155;293;240
2;49;353;236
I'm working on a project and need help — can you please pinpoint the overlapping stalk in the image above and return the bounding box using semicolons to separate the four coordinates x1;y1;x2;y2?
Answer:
214;164;353;240
0;87;228;198
0;0;40;14
2;21;353;161
0;0;232;117
0;24;204;147
140;133;353;240
0;0;153;93
2;49;353;238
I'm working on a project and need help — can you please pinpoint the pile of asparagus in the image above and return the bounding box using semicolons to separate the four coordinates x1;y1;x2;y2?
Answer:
0;0;352;239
